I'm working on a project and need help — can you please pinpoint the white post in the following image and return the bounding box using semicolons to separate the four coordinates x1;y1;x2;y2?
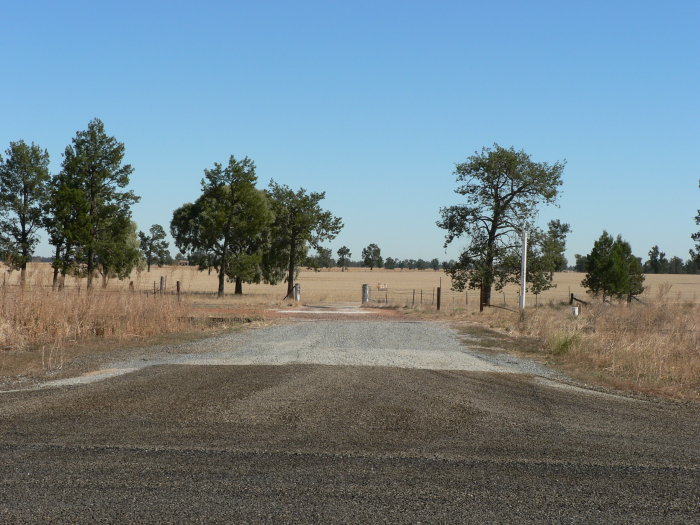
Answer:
362;284;370;304
519;229;527;314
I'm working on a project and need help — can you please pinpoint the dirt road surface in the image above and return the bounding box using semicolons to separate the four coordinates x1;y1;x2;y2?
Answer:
1;313;698;523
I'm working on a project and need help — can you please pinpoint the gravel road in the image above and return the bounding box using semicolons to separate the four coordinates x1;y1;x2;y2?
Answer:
1;317;698;523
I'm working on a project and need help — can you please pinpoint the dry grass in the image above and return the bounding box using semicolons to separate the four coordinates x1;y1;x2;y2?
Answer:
2;263;699;399
5;263;700;305
426;287;700;401
0;286;196;376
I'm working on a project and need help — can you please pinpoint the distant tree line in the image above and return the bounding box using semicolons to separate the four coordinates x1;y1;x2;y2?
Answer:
302;243;451;272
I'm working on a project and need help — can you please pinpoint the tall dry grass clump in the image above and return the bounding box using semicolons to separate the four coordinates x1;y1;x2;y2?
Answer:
484;298;700;400
0;287;194;372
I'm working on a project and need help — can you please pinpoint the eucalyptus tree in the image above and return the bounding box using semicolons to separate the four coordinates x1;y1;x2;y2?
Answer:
171;155;272;296
59;118;140;288
139;224;170;272
437;144;565;305
0;140;51;283
336;246;351;271
361;243;383;270
264;181;343;299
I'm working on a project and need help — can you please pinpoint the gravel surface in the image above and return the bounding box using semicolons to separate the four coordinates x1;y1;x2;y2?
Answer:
1;317;698;523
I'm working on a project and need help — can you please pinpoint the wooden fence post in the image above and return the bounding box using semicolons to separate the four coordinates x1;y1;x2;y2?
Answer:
436;287;441;311
412;289;415;307
176;281;181;303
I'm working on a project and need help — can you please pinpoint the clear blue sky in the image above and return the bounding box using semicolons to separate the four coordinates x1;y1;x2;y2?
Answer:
2;0;698;263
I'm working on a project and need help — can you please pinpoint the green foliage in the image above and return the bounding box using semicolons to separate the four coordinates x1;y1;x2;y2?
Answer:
265;181;343;298
171;155;272;296
644;245;669;274
57;118;140;287
384;257;396;270
97;220;142;286
437;144;565;305
573;254;588;272
361;243;383;270
139;224;170;271
582;231;645;301
0;140;51;281
548;332;579;355
691;180;700;265
336;246;351;271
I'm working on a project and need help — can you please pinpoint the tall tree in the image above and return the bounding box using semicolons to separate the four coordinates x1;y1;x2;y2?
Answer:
362;243;383;270
171;155;271;296
139;224;170;272
691;180;700;264
265;181;343;299
337;246;351;272
97;219;142;287
582;231;644;302
0;140;51;283
437;144;565;305
60;118;139;288
644;245;668;274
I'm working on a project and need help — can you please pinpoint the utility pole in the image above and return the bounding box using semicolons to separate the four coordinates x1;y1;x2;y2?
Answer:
519;229;527;318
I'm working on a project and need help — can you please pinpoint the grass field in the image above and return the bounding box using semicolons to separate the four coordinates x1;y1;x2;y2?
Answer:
6;262;700;306
2;263;699;399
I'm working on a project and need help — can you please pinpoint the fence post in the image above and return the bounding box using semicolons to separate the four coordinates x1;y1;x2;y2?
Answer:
436;287;441;311
160;276;165;294
420;289;423;304
385;290;388;304
293;283;301;302
176;281;181;303
412;289;415;307
153;281;156;297
362;284;370;304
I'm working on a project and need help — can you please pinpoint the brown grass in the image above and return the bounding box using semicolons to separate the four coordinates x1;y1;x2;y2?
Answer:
0;286;197;377
2;263;699;399
419;286;700;401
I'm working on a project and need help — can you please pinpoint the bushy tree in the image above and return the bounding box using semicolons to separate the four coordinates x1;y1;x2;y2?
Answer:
582;231;645;302
438;144;564;305
59;118;140;288
0;140;51;283
573;254;588;272
336;246;351;272
139;224;170;272
264;181;342;299
171;156;271;296
362;243;383;270
668;256;684;274
97;220;141;287
384;257;397;270
644;245;669;274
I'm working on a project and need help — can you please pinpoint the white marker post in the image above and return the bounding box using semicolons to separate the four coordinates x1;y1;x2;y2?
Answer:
519;229;527;318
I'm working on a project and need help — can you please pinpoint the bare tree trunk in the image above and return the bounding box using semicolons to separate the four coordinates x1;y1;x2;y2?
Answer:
285;238;296;299
234;276;243;295
217;267;225;297
87;248;94;289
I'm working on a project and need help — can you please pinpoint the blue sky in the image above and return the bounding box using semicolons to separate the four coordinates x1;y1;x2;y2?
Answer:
2;1;698;263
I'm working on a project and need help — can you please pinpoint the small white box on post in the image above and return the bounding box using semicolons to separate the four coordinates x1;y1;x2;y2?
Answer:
362;284;370;304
